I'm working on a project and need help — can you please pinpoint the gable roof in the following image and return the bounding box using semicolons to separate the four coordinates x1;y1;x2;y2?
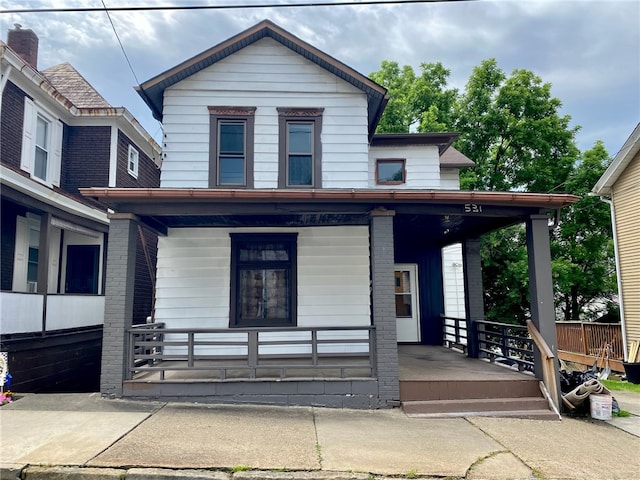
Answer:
41;62;111;108
592;123;640;195
136;20;389;138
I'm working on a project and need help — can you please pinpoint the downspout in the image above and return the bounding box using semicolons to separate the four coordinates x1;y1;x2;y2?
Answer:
599;196;628;361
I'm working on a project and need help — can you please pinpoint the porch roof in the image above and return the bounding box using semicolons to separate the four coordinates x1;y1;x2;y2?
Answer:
80;187;579;246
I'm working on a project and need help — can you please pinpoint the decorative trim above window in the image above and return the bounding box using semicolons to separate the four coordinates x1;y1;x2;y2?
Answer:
277;108;323;189
127;145;139;178
209;106;256;188
376;158;406;185
229;233;298;328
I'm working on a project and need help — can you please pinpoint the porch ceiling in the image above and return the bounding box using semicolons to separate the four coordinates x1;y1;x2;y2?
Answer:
79;187;579;246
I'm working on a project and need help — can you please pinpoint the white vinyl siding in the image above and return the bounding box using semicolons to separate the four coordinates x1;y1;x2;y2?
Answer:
442;244;466;318
368;145;443;189
440;168;461;189
160;38;370;189
612;153;640;349
154;226;371;355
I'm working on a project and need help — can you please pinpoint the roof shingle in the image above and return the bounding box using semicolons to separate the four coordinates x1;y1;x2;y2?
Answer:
41;62;111;108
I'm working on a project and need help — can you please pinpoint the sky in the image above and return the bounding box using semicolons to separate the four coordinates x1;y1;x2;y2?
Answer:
1;0;639;157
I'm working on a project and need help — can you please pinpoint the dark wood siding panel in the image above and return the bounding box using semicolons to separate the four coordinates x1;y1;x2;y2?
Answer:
116;130;160;188
62;125;111;193
1;81;27;170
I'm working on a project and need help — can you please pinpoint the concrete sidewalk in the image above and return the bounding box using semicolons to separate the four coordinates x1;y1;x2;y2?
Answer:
1;393;639;480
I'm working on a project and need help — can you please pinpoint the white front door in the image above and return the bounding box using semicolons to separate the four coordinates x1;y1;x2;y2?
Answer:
395;264;420;343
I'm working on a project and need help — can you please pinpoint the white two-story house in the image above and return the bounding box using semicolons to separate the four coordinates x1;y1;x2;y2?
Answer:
82;20;577;408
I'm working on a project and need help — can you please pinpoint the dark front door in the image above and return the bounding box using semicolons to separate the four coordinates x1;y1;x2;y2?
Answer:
65;245;99;294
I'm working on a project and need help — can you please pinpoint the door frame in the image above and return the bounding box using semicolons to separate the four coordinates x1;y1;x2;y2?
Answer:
394;263;421;343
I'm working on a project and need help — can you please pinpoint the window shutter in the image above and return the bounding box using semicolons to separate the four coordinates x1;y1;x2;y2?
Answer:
50;120;63;186
20;98;35;174
12;216;28;292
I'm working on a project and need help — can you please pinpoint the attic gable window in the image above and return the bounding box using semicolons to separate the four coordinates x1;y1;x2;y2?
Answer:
209;106;256;188
128;145;139;178
376;158;406;185
278;108;323;188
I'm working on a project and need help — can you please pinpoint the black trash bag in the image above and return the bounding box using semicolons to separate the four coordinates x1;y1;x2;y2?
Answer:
560;368;598;394
612;396;620;414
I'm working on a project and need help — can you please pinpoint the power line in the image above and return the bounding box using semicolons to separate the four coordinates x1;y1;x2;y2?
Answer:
2;0;474;15
101;0;141;86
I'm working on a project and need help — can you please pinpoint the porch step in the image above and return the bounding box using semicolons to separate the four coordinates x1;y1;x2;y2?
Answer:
400;378;541;401
402;397;557;420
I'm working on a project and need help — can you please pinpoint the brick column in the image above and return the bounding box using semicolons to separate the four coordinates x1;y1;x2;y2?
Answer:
462;238;484;358
370;208;399;407
526;214;560;398
101;213;138;398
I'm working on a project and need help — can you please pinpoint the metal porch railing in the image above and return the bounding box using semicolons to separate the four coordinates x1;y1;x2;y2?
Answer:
127;325;376;381
441;315;534;371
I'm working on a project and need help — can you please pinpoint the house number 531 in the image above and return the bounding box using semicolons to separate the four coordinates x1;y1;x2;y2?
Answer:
464;204;483;213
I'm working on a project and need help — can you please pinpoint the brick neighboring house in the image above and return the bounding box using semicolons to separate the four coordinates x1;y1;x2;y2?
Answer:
0;26;162;392
82;20;578;408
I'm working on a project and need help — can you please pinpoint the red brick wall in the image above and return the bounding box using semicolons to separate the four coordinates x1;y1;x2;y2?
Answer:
116;130;160;188
1;81;27;170
61;125;111;193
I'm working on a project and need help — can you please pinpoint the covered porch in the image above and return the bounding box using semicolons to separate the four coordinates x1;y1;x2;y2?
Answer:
81;187;577;410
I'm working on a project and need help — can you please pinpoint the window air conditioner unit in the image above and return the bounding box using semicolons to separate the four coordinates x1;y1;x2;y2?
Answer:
26;281;37;293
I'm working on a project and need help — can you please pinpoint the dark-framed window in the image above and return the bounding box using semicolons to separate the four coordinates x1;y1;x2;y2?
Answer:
230;233;298;327
209;107;256;188
376;158;406;185
277;108;323;188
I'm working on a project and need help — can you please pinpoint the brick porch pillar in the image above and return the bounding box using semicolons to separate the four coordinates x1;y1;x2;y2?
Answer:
370;207;400;407
101;213;138;398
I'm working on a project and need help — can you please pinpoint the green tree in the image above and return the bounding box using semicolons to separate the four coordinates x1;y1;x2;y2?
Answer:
455;59;579;192
370;58;615;324
552;141;616;321
369;61;457;133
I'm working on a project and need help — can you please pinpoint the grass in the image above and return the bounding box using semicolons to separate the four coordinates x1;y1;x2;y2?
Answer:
601;379;640;393
406;468;418;479
230;465;251;472
613;409;631;418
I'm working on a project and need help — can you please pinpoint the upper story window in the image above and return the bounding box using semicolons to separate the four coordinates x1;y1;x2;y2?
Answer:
277;108;323;188
209;106;256;188
127;145;139;178
34;115;49;181
21;98;63;187
376;158;406;185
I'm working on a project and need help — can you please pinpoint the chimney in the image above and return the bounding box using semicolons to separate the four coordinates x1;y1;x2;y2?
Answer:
7;24;39;69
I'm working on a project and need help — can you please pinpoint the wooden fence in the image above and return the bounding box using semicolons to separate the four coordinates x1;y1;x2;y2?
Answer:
556;322;624;372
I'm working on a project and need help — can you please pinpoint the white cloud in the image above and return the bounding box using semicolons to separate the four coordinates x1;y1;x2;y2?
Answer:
3;0;638;154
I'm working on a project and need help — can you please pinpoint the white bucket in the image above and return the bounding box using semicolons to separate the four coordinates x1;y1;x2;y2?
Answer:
590;394;613;420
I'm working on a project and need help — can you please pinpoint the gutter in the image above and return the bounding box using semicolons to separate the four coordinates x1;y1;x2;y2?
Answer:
80;187;580;209
597;194;628;361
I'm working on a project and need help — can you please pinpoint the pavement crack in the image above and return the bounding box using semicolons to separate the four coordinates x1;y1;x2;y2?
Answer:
84;402;168;466
311;407;323;469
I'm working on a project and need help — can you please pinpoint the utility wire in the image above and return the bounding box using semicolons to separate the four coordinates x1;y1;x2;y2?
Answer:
2;0;474;14
101;0;141;86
